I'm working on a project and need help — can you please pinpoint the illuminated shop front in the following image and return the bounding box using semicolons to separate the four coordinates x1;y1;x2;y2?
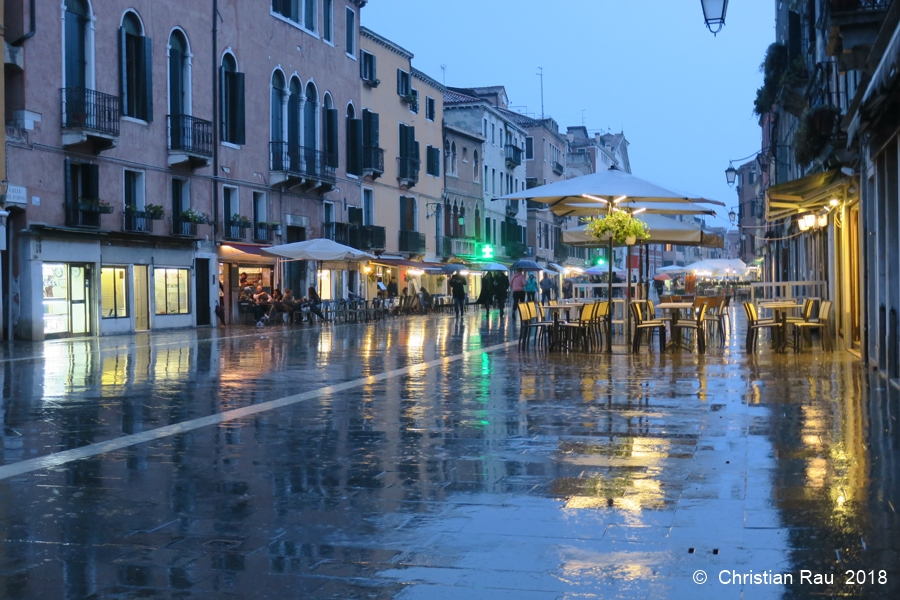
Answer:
42;263;92;338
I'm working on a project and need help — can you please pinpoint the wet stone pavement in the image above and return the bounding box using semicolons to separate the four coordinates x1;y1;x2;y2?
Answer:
0;309;898;599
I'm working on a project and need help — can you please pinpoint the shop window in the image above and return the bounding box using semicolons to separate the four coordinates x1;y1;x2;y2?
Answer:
154;268;190;315
101;266;128;318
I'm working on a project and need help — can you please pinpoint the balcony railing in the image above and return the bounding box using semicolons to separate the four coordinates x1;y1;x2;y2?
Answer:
554;242;572;263
505;145;523;167
270;142;337;183
168;114;213;156
324;221;350;245
224;221;247;240
254;225;273;243
172;218;198;237
60;87;119;136
552;161;565;176
348;225;386;251
399;230;426;254
124;210;153;233
830;0;889;12
441;236;477;258
505;241;527;259
397;156;420;186
506;201;519;217
363;146;385;177
65;203;102;228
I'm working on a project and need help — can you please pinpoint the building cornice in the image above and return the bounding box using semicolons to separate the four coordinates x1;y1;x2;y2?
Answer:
360;26;413;60
411;68;445;93
443;124;486;142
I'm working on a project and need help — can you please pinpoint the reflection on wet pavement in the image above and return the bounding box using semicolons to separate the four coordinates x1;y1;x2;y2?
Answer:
0;311;897;599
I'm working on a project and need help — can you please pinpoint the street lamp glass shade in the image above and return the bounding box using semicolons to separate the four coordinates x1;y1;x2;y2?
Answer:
701;0;728;33
728;209;737;224
802;214;816;230
725;163;737;186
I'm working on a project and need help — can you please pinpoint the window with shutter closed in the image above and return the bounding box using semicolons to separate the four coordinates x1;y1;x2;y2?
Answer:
347;118;363;176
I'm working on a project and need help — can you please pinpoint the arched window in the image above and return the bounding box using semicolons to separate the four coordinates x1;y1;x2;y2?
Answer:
168;30;191;117
270;71;286;169
322;94;338;169
473;150;480;182
304;82;317;152
64;0;90;90
474;207;481;240
121;11;152;121
443;201;452;237
345;102;363;175
443;140;451;175
450;142;457;176
221;53;245;144
459;206;466;237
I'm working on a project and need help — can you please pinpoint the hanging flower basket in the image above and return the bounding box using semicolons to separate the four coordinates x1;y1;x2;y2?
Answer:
78;198;114;214
585;212;650;246
144;204;165;220
181;209;209;224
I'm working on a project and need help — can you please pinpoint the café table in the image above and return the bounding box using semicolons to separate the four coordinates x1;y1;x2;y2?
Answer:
758;301;803;352
654;301;695;351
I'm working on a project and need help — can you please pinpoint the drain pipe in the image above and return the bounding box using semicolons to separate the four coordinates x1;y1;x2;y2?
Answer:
211;0;220;243
11;0;36;46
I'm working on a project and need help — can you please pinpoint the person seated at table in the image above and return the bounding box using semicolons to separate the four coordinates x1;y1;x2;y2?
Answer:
252;285;271;326
239;286;254;302
419;287;433;312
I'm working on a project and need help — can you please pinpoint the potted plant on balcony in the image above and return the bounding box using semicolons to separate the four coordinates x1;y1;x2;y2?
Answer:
230;213;252;228
585;211;650;246
259;221;282;233
144;204;165;220
78;198;115;214
181;208;209;224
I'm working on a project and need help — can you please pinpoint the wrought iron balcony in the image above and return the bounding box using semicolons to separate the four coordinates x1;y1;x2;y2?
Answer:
441;236;477;258
506;201;520;217
397;156;420;187
552;161;565;176
324;221;350;245
349;225;386;251
270;142;337;190
124;210;153;233
554;242;572;263
167;114;213;168
254;224;273;243
60;87;119;151
363;146;385;178
505;241;527;259
224;221;247;240
172;218;198;237
399;230;426;254
505;145;523;167
64;202;104;228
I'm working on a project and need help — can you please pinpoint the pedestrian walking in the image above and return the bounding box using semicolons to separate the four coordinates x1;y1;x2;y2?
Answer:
449;270;467;317
494;270;510;317
525;273;538;302
477;272;495;309
510;269;527;306
539;272;553;306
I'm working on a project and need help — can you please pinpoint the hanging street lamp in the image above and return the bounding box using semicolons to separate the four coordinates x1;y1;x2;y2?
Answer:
701;0;729;35
725;162;737;186
728;208;737;224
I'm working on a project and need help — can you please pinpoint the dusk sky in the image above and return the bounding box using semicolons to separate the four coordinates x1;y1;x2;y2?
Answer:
363;1;775;229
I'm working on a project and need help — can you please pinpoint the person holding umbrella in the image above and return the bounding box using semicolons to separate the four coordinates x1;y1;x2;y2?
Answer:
494;269;510;317
510;269;527;305
540;272;554;306
449;270;467;317
477;271;495;310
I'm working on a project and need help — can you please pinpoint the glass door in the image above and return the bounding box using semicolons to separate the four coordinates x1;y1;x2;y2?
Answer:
134;265;150;331
69;264;90;335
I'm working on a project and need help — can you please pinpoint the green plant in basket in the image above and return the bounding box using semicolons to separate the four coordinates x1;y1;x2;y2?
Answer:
585;211;650;245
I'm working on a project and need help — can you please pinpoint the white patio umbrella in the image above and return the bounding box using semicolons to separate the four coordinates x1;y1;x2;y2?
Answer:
562;214;724;248
262;239;375;299
500;166;725;351
261;238;375;261
657;264;688;274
